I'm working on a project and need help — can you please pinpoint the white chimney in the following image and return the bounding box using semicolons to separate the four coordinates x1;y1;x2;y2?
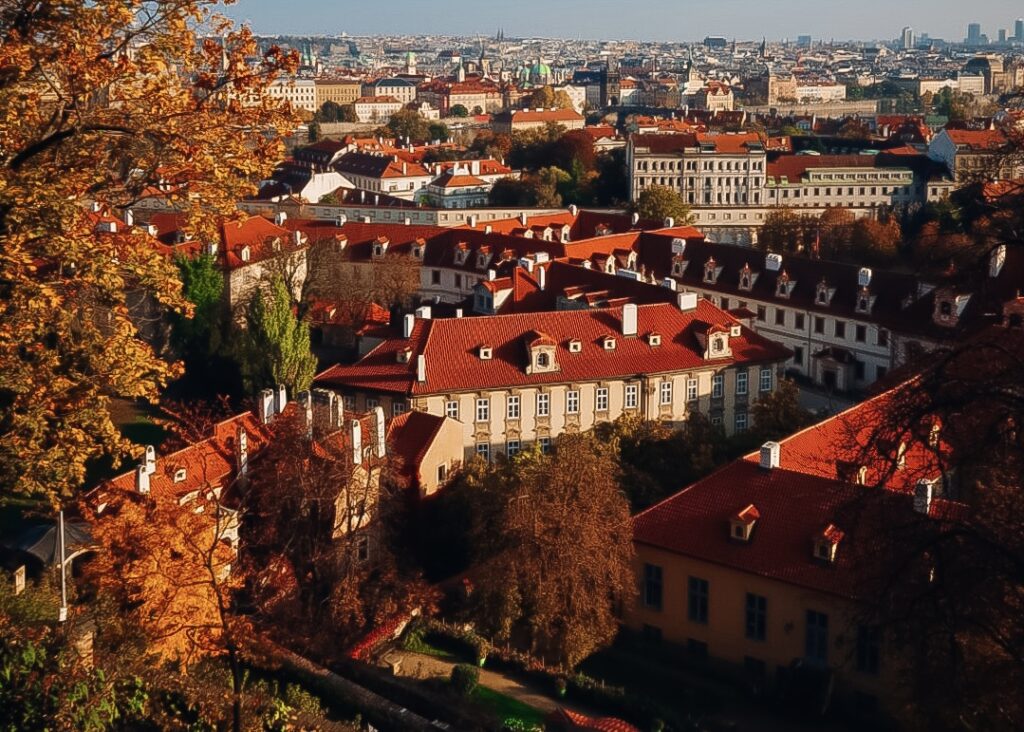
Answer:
415;305;432;319
519;211;528;226
258;388;275;424
662;277;677;291
759;441;781;470
765;253;783;272
336;214;347;226
468;214;478;228
236;428;249;477
487;268;497;281
293;230;303;246
135;465;150;494
990;244;1007;278
455;308;463;318
663;216;675;228
858;267;873;287
631;212;640;225
350;419;362;465
275;384;288;414
677;291;698;311
622;303;638;336
417;354;427;383
404;217;411;225
569;204;579;216
372;406;386;458
145;224;159;236
403;313;415;338
538;266;546;291
144;445;156;475
312;389;339;435
124;209;134;227
484;224;493;234
362;216;371;223
274;211;288;225
914;479;934;515
297;389;313;435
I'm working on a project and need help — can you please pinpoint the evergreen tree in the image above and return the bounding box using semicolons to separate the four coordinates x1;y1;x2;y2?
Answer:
240;278;317;394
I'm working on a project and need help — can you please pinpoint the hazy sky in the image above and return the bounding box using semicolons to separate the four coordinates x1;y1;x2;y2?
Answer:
223;0;1023;43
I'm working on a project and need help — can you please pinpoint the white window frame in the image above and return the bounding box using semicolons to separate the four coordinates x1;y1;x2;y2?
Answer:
566;390;580;414
596;387;609;412
507;395;520;420
759;367;773;392
538;437;551;454
712;374;724;399
475;442;490;461
736;412;748;432
506;439;520;457
392;401;406;417
445;399;459;419
660;380;673;406
536;392;550;417
686;378;698;401
475;397;490;422
736;371;748;395
624;383;639;409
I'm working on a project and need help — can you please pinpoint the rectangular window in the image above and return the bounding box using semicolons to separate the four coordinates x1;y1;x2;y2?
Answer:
759;367;773;392
566;390;580;414
686;378;698;401
392;401;406;417
660;381;673;406
445;400;459;419
856;625;881;675
343;395;356;411
475;397;489;422
643;564;663;610
756;305;766;321
736;371;748;395
855;360;865;380
688;577;709;624
834;320;846;339
774;309;785;326
624;383;639;409
877;329;889;347
366;397;379;409
454;274;462;288
506;440;520;457
536;392;550;417
431;270;441;284
805;610;829;664
475;442;490;461
596;387;609;412
736;412;748;432
795;313;805;330
814;316;825;335
506;395;520;420
712;374;724;398
538;437;551;454
855;324;866;342
745;593;767;641
793;346;804;366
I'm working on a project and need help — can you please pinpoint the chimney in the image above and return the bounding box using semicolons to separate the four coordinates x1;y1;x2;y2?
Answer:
914;479;934;515
372;406;386;458
622;302;638;336
487;268;497;281
135;465;150;494
663;216;675;228
415;305;432;319
519;211;528;226
468;214;478;228
990;244;1007;278
258;388;275;424
484;224;493;234
569;204;579;216
362;216;371;223
336;214;348;226
297;389;313;436
631;212;640;225
274;211;288;225
858;267;872;287
123;209;134;227
275;384;288;414
403;313;415;338
455;308;463;318
350;419;363;465
662;277;677;291
538;266;546;291
676;291;698;311
144;445;157;475
312;388;340;435
360;190;365;203
759;441;781;470
236;428;249;477
404;217;411;225
765;253;782;271
417;354;427;383
471;159;480;175
293;230;303;246
402;162;408;175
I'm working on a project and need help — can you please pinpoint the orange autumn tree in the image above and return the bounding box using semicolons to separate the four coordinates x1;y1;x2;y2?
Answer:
0;0;298;507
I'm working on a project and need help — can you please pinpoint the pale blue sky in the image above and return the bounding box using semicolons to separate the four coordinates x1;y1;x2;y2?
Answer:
223;0;1022;43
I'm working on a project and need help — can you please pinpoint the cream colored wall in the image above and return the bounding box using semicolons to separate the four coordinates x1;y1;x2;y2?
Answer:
416;417;464;497
628;544;904;711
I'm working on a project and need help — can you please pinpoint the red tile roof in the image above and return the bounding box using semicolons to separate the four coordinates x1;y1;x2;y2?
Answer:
316;301;790;397
632;386;962;601
219;216;300;269
945;128;1008;150
386;410;449;490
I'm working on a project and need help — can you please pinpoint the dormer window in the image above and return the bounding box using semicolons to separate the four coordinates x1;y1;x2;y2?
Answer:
730;504;760;542
855;287;873;314
478;345;492;360
537;352;549;368
568;339;582;353
813;524;844;563
671;257;687;277
173;468;187;483
775;271;793;299
397;347;412;364
372;236;389;259
240;246;251;263
476;248;492;269
940;301;952;317
738;264;755;291
412;238;425;258
603;336;617;351
703;257;719;284
648;333;662;347
730;324;741;337
454;244;469;265
815;279;833;306
711;334;727;355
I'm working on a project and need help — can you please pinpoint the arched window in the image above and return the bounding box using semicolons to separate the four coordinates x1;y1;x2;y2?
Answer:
537;352;549;368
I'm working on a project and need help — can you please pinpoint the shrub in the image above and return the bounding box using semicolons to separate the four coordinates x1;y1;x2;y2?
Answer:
450;664;480;697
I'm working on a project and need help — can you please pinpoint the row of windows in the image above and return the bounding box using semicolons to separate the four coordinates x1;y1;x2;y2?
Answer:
475;437;550;461
737;301;889;347
641;565;880;673
447;373;772;422
636;159;765;173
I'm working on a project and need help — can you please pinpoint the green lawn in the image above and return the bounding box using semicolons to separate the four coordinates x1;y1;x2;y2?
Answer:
470;686;545;728
402;633;457;660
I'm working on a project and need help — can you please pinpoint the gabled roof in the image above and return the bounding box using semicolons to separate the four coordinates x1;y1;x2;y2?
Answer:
386;410;450;490
315;301;790;397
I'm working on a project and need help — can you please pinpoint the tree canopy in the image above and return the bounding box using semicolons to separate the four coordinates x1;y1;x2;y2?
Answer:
0;0;297;507
239;277;317;395
632;185;694;224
